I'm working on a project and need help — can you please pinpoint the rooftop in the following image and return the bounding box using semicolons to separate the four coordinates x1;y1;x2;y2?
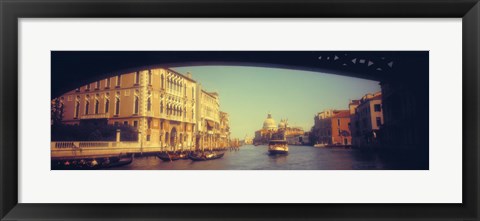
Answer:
332;110;350;118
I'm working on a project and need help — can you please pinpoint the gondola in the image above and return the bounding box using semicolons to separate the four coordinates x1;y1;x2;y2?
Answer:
105;156;133;168
157;152;181;161
188;151;225;161
157;152;190;161
52;156;133;170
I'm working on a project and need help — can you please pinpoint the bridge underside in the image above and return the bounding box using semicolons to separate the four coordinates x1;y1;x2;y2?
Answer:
51;51;428;98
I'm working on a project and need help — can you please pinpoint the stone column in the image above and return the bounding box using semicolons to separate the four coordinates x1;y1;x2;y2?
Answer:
165;135;169;151
116;129;121;142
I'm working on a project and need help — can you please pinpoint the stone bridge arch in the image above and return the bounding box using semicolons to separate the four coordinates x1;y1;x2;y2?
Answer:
51;51;427;98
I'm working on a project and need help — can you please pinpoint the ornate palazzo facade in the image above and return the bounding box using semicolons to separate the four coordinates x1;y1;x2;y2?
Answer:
58;68;228;151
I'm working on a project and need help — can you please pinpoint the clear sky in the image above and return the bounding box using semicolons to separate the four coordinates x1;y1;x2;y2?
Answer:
172;66;380;140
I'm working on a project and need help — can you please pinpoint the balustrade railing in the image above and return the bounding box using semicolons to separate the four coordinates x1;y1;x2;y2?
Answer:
52;141;142;149
53;142;76;148
79;142;110;148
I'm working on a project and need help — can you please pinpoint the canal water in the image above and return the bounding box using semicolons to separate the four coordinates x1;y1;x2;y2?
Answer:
107;145;426;170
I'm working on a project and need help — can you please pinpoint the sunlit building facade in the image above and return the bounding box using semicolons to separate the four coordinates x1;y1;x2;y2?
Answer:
219;111;231;148
350;92;383;148
195;85;221;150
313;109;352;145
57;68;228;151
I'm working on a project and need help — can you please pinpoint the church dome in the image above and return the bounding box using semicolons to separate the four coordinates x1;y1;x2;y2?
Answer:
263;113;277;130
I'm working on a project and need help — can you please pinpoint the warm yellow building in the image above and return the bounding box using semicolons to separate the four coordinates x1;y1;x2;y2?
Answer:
58;68;227;151
194;86;221;150
219;111;231;148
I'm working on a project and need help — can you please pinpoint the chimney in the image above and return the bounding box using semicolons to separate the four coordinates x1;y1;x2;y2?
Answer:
186;72;192;79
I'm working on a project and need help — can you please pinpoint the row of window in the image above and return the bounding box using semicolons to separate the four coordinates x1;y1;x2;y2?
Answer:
352;117;383;131
76;72;193;93
78;76;122;92
74;97;119;118
355;103;382;115
73;95;191;119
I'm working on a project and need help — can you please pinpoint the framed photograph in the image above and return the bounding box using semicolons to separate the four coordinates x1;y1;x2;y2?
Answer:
1;0;479;220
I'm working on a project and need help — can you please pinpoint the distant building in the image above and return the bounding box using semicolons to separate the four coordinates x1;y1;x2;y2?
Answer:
254;113;278;144
244;134;253;145
313;109;352;145
219;111;231;148
253;113;304;144
350;91;383;148
277;119;305;145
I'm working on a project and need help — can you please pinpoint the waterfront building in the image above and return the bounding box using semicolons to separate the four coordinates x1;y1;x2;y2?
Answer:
313;109;352;145
253;114;304;145
56;68;228;151
277;119;305;145
350;92;383;148
243;134;253;145
301;132;311;145
195;85;221;150
253;113;277;144
219;111;231;148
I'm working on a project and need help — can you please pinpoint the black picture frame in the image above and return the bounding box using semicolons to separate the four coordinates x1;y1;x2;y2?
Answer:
1;0;479;220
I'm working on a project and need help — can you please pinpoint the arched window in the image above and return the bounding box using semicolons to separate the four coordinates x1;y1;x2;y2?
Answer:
105;78;111;88
116;75;121;87
160;101;163;113
148;71;152;85
115;97;120;115
135;72;140;84
134;96;139;114
94;99;99;114
74;97;80;118
105;98;110;113
147;97;151;111
161;75;164;89
85;100;90;115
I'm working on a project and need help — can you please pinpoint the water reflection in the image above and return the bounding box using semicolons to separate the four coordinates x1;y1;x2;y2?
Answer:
107;145;426;170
